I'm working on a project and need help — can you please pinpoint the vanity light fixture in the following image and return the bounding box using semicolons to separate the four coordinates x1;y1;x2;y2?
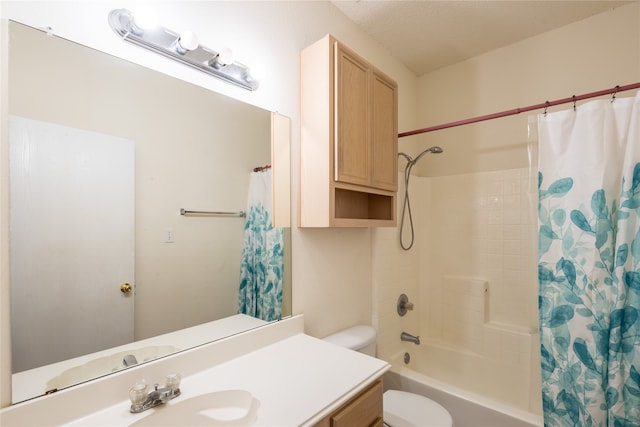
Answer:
108;8;259;91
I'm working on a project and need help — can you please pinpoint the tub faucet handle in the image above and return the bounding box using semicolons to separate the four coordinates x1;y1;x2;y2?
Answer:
397;293;414;316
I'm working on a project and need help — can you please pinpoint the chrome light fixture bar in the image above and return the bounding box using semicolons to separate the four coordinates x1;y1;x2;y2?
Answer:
108;8;258;91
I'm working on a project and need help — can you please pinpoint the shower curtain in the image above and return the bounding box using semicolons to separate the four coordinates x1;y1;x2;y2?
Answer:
238;169;284;322
537;92;640;426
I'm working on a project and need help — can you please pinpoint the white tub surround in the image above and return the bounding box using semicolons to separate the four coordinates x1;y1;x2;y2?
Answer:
0;315;390;426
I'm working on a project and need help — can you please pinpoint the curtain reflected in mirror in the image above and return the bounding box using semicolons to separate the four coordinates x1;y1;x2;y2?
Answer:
7;21;291;403
238;168;285;322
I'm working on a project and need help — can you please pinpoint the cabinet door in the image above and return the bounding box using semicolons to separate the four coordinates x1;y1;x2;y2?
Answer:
371;72;398;191
330;380;383;427
335;43;370;186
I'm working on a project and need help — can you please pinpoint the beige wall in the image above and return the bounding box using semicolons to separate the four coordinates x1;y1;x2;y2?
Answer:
0;18;10;409
409;2;640;177
0;0;419;407
373;1;639;416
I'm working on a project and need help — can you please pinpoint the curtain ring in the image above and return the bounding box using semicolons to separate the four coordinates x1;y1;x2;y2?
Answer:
544;101;550;116
572;95;577;111
611;85;620;103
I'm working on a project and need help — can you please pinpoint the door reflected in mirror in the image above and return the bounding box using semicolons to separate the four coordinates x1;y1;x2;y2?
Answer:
6;21;291;403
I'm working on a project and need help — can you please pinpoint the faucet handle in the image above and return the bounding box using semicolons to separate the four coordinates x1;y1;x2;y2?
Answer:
397;293;414;316
165;373;181;392
129;382;148;412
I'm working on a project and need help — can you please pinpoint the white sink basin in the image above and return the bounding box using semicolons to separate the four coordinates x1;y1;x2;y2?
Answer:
130;390;260;426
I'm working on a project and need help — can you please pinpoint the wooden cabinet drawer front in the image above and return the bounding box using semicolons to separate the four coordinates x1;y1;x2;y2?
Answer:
331;380;383;427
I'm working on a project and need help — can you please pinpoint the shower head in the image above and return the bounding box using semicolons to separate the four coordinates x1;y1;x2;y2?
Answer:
399;146;444;165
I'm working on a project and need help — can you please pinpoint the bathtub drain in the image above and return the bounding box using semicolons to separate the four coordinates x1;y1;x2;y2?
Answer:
404;352;410;364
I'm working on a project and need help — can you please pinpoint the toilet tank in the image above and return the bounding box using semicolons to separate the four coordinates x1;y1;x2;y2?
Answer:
323;325;377;356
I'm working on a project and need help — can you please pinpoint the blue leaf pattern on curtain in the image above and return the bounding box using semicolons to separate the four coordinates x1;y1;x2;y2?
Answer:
537;92;640;426
238;170;284;322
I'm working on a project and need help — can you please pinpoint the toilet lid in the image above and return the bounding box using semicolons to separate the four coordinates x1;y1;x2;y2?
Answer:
383;390;453;427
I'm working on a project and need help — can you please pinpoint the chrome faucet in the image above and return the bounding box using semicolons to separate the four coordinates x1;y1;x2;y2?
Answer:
123;354;138;367
129;373;182;413
401;331;421;345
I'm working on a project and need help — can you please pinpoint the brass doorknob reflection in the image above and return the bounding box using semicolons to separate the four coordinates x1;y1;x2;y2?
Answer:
120;283;133;294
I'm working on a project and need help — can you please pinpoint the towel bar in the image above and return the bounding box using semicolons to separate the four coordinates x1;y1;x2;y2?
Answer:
180;208;246;217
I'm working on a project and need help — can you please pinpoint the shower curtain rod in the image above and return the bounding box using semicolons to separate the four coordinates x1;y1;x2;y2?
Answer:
398;82;640;138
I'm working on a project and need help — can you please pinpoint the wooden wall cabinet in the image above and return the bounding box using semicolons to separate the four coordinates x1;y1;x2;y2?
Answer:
300;35;398;227
312;379;384;427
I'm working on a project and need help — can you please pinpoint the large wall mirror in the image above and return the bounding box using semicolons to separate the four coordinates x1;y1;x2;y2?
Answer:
6;21;291;403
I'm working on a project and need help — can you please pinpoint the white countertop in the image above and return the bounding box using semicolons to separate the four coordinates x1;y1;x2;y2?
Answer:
64;334;388;426
2;316;390;426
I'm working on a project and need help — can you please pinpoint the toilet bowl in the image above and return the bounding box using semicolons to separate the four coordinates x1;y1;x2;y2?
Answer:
383;389;453;427
323;325;453;427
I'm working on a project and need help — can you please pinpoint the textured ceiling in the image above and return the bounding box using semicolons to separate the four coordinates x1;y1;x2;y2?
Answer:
331;0;634;76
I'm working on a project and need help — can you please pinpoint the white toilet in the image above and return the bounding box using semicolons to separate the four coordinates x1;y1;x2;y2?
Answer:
323;325;453;427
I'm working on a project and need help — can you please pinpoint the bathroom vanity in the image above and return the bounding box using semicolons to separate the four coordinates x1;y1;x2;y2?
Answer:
0;316;389;426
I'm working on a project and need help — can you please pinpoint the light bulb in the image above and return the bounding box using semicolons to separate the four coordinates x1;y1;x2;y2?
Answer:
178;30;199;51
248;63;264;81
217;47;234;66
132;4;158;30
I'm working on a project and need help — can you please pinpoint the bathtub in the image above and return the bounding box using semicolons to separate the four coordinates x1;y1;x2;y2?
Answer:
383;357;543;427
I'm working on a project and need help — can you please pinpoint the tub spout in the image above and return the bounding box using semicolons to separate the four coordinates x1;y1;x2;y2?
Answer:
401;332;420;345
